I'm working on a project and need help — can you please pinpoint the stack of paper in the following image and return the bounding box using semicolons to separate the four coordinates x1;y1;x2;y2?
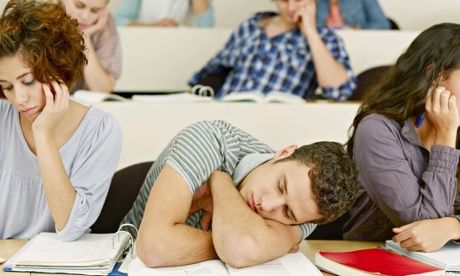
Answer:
3;232;130;275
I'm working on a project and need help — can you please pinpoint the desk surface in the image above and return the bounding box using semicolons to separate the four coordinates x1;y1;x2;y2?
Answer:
1;239;382;276
0;239;27;276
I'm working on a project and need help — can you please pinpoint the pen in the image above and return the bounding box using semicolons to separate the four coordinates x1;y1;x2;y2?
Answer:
416;113;425;128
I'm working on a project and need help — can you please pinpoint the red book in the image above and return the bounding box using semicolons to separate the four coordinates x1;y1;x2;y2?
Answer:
315;248;445;276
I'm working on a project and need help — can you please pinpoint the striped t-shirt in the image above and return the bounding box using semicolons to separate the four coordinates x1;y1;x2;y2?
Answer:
121;120;315;240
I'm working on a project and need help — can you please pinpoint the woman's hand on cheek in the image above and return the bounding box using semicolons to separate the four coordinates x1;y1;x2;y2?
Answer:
425;86;459;131
32;81;69;135
425;85;459;147
83;7;108;38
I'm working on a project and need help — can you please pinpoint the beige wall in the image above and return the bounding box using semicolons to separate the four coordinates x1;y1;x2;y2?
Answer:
94;102;361;169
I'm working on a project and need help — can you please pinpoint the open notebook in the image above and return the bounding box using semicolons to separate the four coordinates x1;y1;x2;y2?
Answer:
71;90;129;103
3;228;134;275
219;91;305;104
127;252;321;276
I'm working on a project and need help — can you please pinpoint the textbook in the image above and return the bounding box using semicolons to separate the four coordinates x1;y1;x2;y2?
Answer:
219;91;305;104
72;90;129;103
128;252;322;276
3;232;131;275
314;248;445;276
131;92;213;103
386;240;460;272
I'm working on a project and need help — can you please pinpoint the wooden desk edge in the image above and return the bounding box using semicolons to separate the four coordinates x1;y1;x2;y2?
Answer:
1;239;383;276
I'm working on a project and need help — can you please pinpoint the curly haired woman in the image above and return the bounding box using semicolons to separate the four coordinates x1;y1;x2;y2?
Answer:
0;0;122;241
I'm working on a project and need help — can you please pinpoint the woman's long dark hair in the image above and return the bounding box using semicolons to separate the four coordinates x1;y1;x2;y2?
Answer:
346;23;460;157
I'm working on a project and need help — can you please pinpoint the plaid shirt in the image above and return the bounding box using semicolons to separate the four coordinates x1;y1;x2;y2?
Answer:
189;12;356;101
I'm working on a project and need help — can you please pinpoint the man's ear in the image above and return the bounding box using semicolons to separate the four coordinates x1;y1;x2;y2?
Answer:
274;145;297;160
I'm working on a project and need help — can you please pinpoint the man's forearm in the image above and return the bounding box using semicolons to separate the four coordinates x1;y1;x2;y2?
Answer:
136;164;218;267
305;31;348;87
137;223;218;267
209;171;299;267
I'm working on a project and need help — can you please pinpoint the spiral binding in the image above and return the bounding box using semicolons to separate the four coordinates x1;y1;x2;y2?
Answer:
112;223;138;258
191;84;215;97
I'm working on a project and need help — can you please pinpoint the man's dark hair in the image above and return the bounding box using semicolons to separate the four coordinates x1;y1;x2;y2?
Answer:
278;141;359;224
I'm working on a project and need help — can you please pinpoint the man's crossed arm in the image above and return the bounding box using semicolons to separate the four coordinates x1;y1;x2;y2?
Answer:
136;166;301;268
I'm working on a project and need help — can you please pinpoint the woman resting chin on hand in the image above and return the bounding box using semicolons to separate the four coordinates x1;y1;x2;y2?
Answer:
0;0;122;241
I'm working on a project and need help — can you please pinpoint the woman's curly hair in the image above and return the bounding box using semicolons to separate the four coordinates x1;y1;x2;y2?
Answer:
0;0;87;97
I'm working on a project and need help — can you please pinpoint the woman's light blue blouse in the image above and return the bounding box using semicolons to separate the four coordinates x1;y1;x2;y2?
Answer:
114;0;214;27
316;0;391;30
0;100;122;241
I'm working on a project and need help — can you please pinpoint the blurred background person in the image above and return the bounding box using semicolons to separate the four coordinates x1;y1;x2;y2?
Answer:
316;0;391;30
189;0;356;101
114;0;214;27
62;0;122;93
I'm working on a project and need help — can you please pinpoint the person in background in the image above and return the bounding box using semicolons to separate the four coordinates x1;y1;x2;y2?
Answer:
316;0;390;30
189;0;356;101
61;0;122;94
0;0;122;240
344;23;460;252
114;0;214;27
121;120;359;268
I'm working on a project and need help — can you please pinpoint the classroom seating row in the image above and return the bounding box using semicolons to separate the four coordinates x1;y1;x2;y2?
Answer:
107;0;460;31
212;0;460;31
114;27;419;93
93;101;361;170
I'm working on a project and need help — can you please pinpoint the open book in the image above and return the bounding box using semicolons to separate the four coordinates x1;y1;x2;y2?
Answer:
131;92;213;103
219;91;305;104
385;240;460;272
315;248;445;276
128;252;321;276
72;90;129;103
131;84;214;103
3;232;131;275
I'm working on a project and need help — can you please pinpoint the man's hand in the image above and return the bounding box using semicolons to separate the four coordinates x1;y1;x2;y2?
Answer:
189;182;213;231
292;0;317;37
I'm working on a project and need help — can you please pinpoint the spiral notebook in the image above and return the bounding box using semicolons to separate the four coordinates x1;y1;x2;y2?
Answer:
3;224;137;276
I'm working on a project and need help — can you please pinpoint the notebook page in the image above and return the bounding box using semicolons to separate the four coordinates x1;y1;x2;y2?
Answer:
225;252;322;276
128;257;229;276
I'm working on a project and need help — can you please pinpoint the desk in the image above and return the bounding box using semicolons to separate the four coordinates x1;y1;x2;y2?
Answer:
1;239;382;276
0;239;27;276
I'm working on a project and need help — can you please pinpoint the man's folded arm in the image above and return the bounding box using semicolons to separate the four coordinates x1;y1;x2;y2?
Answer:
209;171;301;268
136;164;218;267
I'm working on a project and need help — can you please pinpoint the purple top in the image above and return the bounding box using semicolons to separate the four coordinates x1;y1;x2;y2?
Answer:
344;113;460;241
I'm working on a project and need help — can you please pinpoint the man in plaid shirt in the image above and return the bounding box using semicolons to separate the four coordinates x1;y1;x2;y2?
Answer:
189;0;356;101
